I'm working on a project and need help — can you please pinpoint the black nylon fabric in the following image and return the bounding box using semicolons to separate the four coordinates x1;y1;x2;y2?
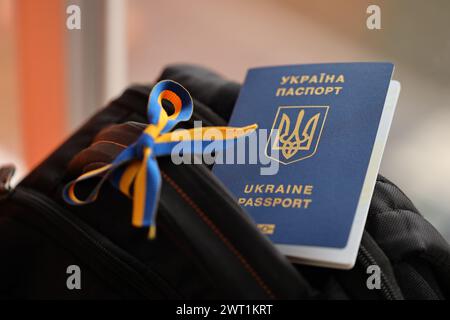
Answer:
0;64;449;300
366;176;450;298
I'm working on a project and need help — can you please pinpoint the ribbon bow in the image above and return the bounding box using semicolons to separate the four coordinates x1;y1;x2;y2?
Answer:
63;80;257;239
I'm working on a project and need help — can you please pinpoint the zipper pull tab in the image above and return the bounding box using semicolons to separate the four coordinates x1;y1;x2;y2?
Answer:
0;164;16;198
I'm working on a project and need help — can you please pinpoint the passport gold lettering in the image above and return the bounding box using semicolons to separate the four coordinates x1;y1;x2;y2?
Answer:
277;73;345;97
244;184;312;194
276;86;343;96
240;183;314;215
238;197;312;209
280;74;344;85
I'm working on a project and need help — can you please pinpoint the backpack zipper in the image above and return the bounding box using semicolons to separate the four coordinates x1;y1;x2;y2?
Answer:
10;186;183;299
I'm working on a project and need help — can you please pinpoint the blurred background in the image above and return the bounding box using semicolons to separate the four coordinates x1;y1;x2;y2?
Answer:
1;0;449;240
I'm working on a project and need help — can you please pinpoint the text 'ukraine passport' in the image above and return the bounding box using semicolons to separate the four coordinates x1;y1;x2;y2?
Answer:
213;63;400;269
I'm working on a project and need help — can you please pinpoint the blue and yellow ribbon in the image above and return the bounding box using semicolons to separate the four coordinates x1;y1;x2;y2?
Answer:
63;80;257;239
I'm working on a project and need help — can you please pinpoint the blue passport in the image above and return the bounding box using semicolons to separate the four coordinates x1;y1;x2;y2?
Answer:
213;63;400;269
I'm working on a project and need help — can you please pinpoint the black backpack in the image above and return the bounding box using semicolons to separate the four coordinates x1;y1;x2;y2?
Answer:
0;64;449;300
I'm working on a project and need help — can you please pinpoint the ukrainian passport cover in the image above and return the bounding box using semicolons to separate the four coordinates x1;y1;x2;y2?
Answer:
213;63;400;269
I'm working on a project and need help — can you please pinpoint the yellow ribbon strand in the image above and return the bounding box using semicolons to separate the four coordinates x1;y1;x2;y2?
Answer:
63;80;258;240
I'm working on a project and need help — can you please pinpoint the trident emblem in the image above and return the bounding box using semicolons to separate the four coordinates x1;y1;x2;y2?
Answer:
266;106;329;164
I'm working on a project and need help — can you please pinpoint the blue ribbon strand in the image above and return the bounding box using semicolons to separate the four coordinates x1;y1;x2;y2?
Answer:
63;80;257;239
